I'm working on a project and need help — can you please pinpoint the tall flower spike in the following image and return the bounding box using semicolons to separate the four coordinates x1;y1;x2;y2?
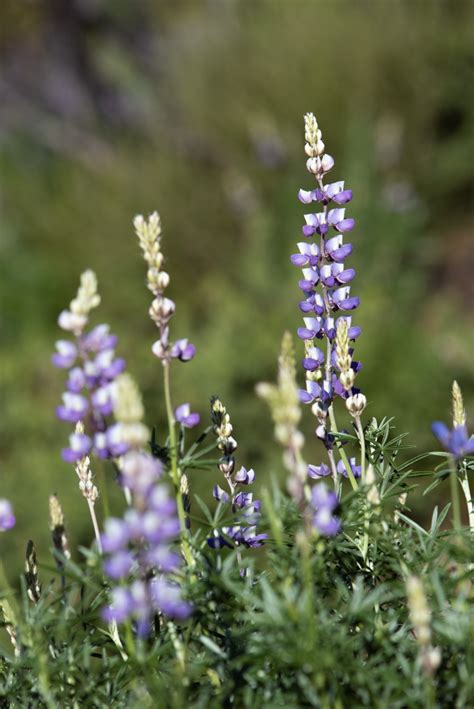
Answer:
294;113;362;448
134;212;195;364
256;332;306;501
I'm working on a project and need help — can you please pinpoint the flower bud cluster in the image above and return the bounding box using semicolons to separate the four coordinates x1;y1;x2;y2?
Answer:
73;423;99;503
209;397;267;549
134;212;196;364
293;113;363;446
57;270;100;336
102;374;191;635
53;272;127;462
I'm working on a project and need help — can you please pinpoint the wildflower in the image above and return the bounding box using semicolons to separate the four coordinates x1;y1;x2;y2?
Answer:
256;332;306;501
293;113;362;446
336;457;362;479
134;212;196;364
101;454;191;633
0;499;15;531
310;483;341;536
102;375;191;635
53;273;127;461
431;422;474;459
175;403;200;429
208;397;267;549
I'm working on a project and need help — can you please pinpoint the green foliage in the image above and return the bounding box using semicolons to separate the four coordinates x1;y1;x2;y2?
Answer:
1;420;473;706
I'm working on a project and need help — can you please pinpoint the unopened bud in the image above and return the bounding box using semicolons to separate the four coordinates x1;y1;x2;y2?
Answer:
346;393;367;417
321;154;335;173
311;401;327;423
219;456;235;476
315;139;325;156
306;157;320;175
149;296;175;324
340;369;355;391
315;424;326;440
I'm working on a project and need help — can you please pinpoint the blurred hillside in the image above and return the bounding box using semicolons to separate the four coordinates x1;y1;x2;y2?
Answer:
1;0;473;574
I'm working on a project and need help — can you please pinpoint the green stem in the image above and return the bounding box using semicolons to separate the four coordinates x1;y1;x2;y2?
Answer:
460;468;474;533
328;406;358;491
355;415;366;482
163;361;194;566
449;457;462;533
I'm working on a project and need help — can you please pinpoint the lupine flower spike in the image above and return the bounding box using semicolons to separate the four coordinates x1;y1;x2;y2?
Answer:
134;212;197;556
256;332;307;503
134;212;196;364
53;270;127;461
209;397;267;549
294;114;365;499
101;373;191;636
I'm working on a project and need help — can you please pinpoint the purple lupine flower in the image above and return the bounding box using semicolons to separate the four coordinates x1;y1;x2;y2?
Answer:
170;339;196;362
293;113;363;449
175;403;200;428
308;463;331;479
310;483;341;536
0;500;15;531
336;457;362;479
61;430;92;463
432;422;474;459
101;450;192;634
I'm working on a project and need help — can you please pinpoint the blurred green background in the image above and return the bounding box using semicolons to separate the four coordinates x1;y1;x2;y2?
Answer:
1;0;473;575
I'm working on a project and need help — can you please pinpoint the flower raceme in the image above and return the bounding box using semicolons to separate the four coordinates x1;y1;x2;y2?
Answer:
209;397;267;549
101;375;191;635
52;271;127;462
134;212;196;365
293;113;364;448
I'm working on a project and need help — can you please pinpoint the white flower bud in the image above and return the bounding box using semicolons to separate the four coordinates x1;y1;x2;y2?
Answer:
340;369;355;391
315;139;325;156
311;402;327;423
157;271;170;290
346;393;367;417
306;157;320;175
321;154;335;173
